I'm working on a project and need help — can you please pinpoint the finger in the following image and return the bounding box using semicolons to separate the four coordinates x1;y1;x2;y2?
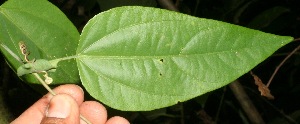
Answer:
11;84;84;124
46;84;84;105
41;94;80;124
79;101;107;124
106;116;130;124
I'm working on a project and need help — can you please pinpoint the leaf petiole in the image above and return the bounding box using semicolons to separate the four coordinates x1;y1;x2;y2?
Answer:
33;73;55;95
52;55;78;61
32;73;91;124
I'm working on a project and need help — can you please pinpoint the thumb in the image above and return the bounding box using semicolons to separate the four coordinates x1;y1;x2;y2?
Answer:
41;94;80;124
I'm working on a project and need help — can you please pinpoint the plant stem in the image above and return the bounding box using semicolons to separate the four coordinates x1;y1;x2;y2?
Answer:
157;0;179;12
53;55;78;62
266;44;300;87
244;87;297;124
33;73;56;95
180;103;185;124
32;73;91;124
214;87;226;122
229;80;265;124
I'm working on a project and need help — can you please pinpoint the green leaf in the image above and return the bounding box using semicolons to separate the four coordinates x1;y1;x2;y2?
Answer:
0;0;80;84
77;6;293;111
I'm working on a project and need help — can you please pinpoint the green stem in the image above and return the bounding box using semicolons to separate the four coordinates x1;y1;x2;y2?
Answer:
32;73;91;124
59;55;78;61
52;55;78;62
33;73;56;95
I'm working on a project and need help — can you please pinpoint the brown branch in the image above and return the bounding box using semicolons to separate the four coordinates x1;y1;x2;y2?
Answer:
272;52;300;57
229;80;265;124
258;92;297;124
266;43;300;87
293;38;300;41
157;0;179;12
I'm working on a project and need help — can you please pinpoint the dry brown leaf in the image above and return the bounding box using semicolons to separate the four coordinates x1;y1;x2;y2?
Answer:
250;71;275;99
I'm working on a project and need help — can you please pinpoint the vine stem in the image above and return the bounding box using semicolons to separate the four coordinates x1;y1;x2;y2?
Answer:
32;73;91;124
266;40;300;87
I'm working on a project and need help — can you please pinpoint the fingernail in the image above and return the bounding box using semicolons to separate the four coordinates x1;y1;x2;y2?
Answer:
46;94;71;118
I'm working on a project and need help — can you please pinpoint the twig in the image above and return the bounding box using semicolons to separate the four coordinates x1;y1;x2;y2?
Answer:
180;103;185;124
244;87;297;124
229;80;265;124
157;0;179;12
32;73;91;124
272;52;300;57
266;42;300;87
193;0;200;16
196;109;215;124
214;87;226;123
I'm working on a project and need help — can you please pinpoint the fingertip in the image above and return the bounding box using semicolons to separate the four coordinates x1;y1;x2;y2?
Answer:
45;84;84;105
106;116;130;124
80;101;107;124
42;94;80;124
46;94;78;118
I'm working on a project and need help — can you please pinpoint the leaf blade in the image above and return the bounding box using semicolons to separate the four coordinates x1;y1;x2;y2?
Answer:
77;6;293;111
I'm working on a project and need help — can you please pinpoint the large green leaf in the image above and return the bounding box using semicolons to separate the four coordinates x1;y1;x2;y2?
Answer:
0;0;80;84
77;6;293;111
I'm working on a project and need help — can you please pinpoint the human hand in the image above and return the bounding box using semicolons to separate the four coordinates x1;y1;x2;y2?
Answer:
11;84;130;124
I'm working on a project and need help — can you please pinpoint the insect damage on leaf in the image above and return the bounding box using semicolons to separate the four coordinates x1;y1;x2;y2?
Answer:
17;59;57;76
250;71;274;99
42;71;53;84
16;41;59;84
18;41;35;63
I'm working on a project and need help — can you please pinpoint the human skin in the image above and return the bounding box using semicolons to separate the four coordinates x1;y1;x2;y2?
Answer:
11;84;130;124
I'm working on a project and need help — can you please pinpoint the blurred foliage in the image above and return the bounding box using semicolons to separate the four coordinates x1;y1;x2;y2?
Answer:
1;0;299;123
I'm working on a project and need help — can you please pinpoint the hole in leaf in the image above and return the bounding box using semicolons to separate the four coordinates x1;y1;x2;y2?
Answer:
159;73;163;76
159;59;164;63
